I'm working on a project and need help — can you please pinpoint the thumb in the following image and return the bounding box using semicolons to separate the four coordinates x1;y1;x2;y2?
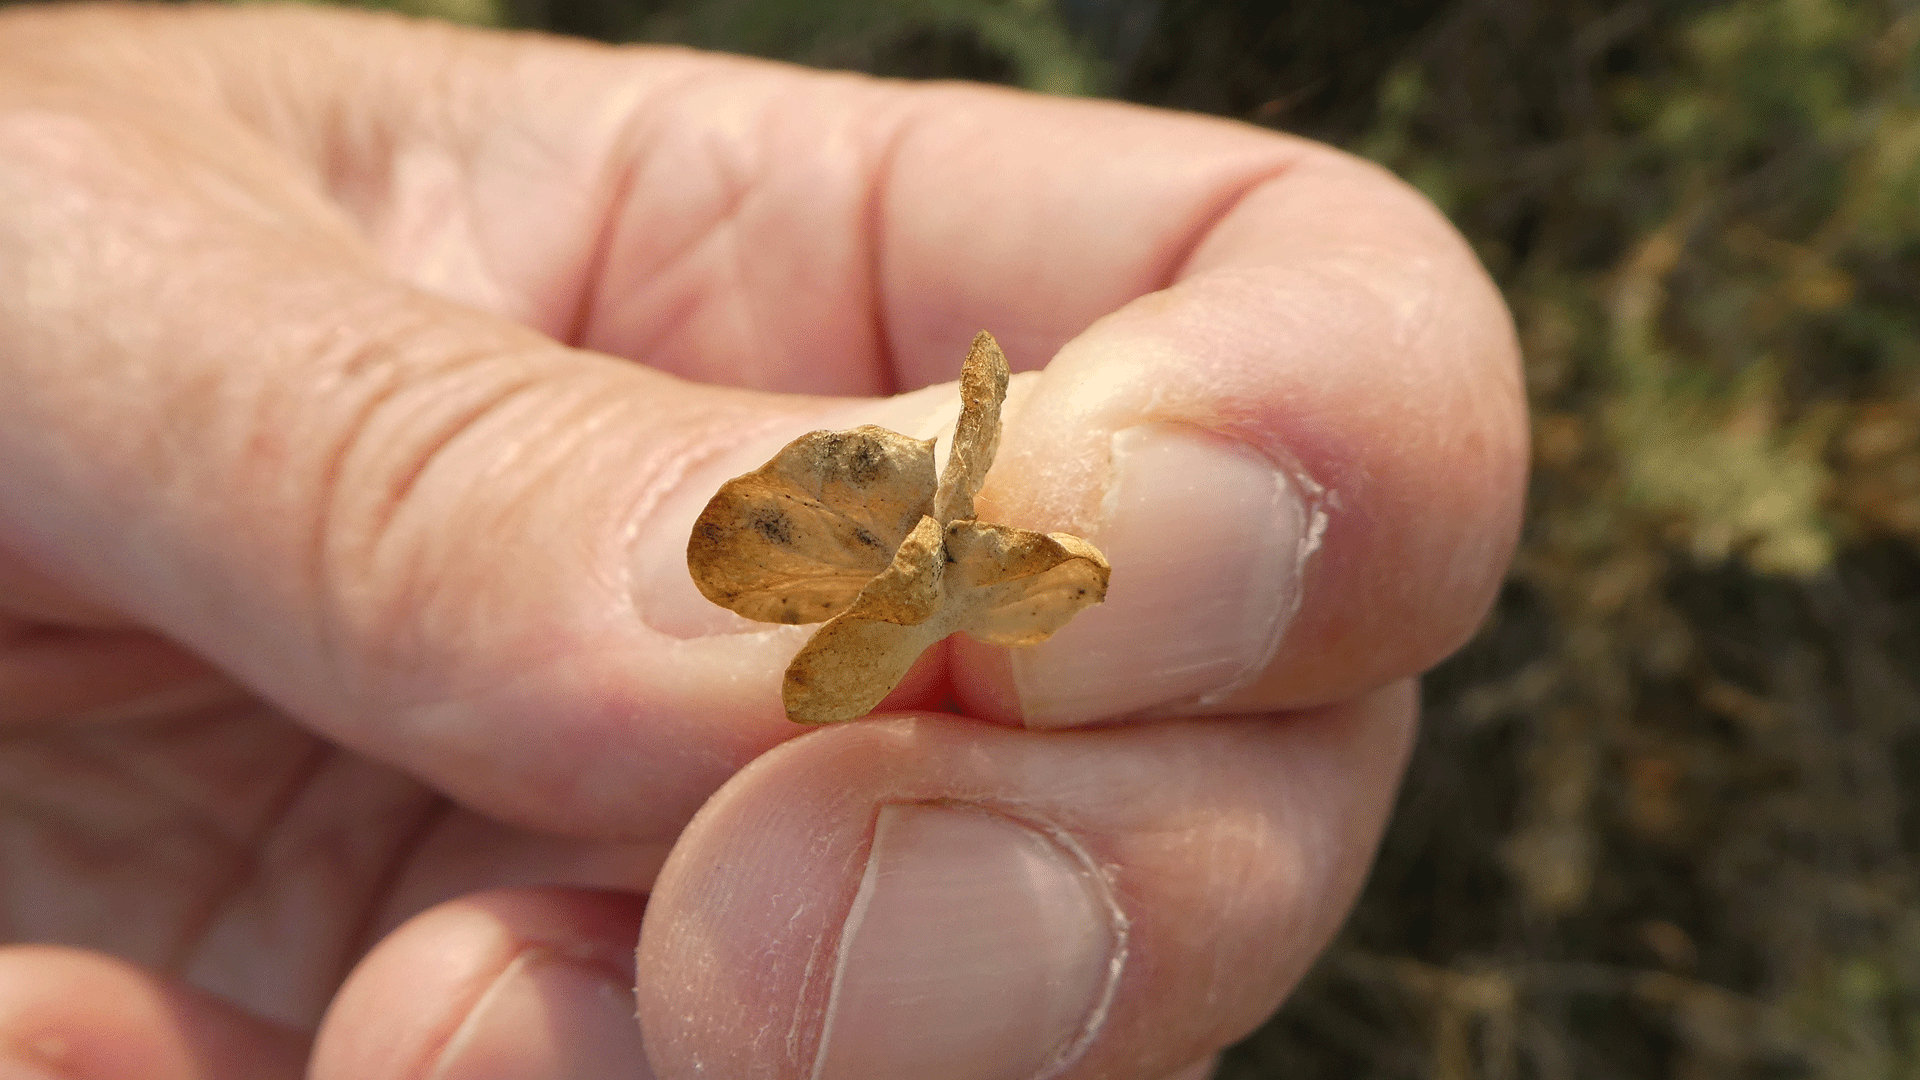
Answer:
635;691;1415;1079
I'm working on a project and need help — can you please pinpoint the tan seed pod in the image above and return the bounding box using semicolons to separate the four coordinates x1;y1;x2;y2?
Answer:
687;331;1111;723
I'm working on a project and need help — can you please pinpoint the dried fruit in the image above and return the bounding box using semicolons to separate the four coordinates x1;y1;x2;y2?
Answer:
688;331;1111;723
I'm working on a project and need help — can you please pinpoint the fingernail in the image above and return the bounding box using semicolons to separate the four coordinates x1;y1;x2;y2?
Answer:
430;949;653;1080
812;804;1124;1080
1011;422;1310;726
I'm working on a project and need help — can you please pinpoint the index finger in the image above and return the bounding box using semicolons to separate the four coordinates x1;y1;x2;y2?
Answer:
0;8;1520;843
210;19;1522;719
214;23;1528;722
576;75;1525;721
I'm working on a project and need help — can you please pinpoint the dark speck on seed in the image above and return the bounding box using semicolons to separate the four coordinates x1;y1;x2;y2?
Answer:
750;507;795;546
812;433;878;485
852;526;882;549
843;439;884;484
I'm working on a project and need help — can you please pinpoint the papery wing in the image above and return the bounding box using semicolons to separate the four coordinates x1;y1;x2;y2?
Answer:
688;426;935;624
783;615;954;724
783;515;950;723
932;331;1011;523
946;521;1111;646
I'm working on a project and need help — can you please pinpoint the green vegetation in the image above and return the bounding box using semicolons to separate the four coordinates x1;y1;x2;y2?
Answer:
1228;2;1920;1076
628;0;1104;94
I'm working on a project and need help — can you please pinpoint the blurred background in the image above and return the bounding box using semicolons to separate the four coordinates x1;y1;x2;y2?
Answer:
284;0;1920;1075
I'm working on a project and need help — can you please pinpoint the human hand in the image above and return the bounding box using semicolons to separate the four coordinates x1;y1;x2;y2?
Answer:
0;6;1525;1079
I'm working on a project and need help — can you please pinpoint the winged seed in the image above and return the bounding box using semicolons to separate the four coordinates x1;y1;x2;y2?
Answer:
687;331;1111;723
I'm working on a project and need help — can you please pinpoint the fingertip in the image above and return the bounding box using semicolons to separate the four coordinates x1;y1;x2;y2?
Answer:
947;150;1525;724
0;946;307;1080
311;888;647;1080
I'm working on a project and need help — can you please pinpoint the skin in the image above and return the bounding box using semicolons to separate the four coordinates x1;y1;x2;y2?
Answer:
0;5;1526;1079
